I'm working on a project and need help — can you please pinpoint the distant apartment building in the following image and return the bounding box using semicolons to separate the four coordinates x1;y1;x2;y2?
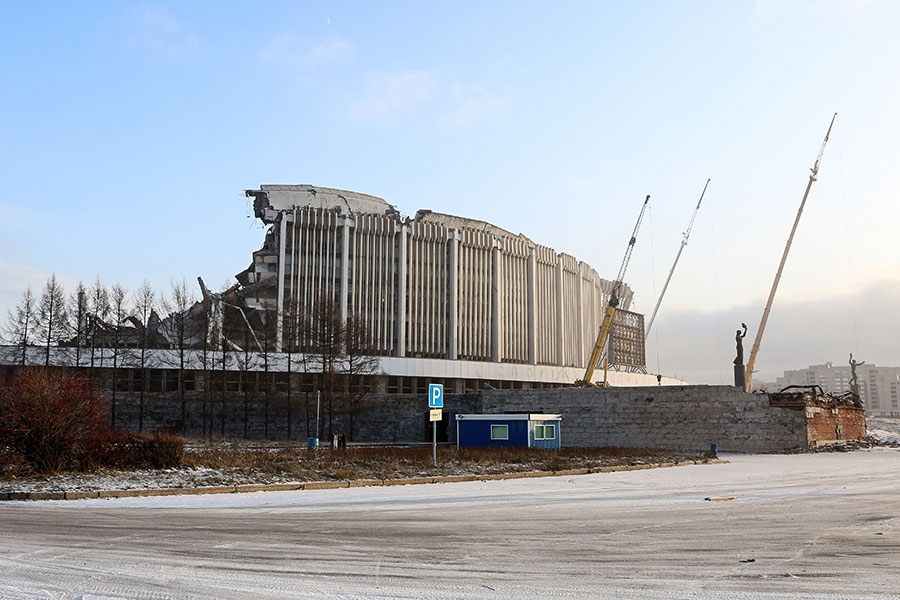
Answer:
776;362;900;416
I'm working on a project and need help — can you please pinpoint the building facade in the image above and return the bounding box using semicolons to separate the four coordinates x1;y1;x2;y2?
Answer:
238;184;660;386
776;362;900;416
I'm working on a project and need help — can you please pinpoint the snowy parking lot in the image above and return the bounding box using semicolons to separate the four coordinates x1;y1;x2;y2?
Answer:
1;449;899;599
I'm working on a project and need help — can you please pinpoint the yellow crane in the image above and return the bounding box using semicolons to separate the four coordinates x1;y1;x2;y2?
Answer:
577;195;650;386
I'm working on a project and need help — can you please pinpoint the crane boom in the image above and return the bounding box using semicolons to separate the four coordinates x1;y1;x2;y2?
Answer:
745;113;837;391
644;179;710;339
579;194;650;386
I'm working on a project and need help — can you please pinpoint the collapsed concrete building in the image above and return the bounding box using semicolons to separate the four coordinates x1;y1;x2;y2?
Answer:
0;184;868;448
229;184;658;388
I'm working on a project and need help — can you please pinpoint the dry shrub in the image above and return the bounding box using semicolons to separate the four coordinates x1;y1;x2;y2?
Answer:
0;369;109;473
85;431;184;470
0;370;185;475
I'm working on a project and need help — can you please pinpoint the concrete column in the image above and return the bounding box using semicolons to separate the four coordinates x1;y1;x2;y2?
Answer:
276;215;287;351
491;239;503;363
396;224;408;357
527;246;537;365
556;255;564;366
576;263;584;367
340;217;350;326
447;229;459;360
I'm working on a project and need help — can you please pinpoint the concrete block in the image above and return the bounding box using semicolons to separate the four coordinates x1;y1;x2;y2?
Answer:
303;480;349;490
348;479;383;488
27;491;65;501
383;477;434;486
64;490;100;500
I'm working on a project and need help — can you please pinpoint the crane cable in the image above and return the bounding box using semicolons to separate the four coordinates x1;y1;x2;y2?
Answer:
710;181;724;384
647;202;662;376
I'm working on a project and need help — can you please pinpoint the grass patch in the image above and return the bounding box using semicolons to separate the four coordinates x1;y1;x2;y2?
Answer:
180;444;703;483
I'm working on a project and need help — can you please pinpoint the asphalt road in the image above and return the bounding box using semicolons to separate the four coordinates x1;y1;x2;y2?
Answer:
1;450;899;599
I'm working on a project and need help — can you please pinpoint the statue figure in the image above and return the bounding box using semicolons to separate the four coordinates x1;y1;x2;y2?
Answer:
849;353;865;390
734;322;748;366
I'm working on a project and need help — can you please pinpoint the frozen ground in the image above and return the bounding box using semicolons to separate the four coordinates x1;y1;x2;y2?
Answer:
867;417;900;445
1;450;899;599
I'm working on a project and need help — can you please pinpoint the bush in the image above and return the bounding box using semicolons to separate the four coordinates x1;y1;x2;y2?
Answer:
0;369;109;473
87;431;184;470
0;370;184;474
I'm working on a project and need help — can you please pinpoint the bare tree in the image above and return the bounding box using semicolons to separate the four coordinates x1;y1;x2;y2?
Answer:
162;279;196;430
88;277;110;373
342;313;382;440
257;306;276;439
3;287;37;366
283;294;308;441
68;282;88;367
108;284;130;429
234;315;259;439
132;280;155;432
36;274;70;367
305;295;345;440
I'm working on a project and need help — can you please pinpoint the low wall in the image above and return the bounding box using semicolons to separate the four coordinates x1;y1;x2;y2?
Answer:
481;385;811;453
100;385;865;452
110;390;480;443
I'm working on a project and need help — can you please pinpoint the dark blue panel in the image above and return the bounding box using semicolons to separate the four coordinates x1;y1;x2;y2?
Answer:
458;419;529;447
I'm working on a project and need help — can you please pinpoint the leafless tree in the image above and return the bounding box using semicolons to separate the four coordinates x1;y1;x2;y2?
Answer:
342;313;382;440
68;282;88;367
36;274;70;367
283;294;308;440
88;277;110;373
233;306;259;439
162;279;196;430
3;287;37;366
132;280;155;432
305;294;345;439
257;306;277;439
108;284;130;430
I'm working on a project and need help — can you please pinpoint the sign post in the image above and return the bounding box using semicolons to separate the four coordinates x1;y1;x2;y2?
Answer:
428;383;443;467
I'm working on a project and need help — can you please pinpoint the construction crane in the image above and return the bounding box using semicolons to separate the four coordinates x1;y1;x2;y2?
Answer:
745;113;837;391
578;195;650;387
644;179;710;339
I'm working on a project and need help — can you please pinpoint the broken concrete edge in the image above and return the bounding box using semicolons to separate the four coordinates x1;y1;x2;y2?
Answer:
0;459;728;501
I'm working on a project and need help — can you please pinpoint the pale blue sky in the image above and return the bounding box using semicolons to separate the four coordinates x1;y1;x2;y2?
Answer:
2;1;898;383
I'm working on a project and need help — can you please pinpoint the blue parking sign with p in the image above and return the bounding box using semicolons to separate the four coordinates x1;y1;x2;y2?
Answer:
428;383;443;408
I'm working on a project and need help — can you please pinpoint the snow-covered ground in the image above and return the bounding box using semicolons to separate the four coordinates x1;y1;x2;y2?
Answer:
866;417;900;445
1;450;898;599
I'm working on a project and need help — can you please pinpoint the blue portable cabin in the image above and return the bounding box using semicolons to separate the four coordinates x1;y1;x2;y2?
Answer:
455;414;562;449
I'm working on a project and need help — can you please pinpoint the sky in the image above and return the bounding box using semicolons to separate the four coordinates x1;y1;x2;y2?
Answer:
1;1;898;384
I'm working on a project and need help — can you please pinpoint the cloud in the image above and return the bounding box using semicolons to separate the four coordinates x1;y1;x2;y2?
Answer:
127;5;200;59
260;33;355;68
349;71;436;123
444;82;509;126
646;279;900;385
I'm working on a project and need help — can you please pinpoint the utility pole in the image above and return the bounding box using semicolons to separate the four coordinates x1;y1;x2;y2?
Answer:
745;113;837;391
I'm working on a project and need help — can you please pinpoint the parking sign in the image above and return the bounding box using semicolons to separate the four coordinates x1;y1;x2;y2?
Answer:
428;383;443;408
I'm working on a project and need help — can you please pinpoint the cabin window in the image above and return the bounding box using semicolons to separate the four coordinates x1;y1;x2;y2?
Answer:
535;423;556;440
490;425;508;440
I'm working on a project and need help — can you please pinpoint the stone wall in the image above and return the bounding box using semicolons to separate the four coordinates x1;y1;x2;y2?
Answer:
481;385;812;453
90;383;866;452
110;390;480;443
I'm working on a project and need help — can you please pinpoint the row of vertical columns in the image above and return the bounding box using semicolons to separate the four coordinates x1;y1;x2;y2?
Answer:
575;266;584;367
527;248;537;365
396;224;408;357
490;240;502;363
555;259;564;366
339;218;350;327
276;215;287;350
447;230;459;360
